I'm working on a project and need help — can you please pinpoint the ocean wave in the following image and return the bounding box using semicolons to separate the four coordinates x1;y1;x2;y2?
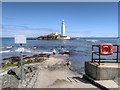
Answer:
15;48;32;52
0;48;32;54
0;50;11;53
6;46;13;49
32;51;53;54
86;40;98;42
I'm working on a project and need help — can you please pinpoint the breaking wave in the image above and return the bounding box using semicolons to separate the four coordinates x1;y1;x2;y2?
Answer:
86;40;99;42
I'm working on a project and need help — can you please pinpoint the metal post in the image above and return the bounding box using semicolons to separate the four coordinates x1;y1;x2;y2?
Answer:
117;45;119;63
92;45;94;62
20;43;23;83
99;46;100;65
15;35;26;86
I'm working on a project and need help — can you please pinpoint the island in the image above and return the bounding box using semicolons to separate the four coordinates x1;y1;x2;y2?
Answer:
27;33;76;40
27;19;76;40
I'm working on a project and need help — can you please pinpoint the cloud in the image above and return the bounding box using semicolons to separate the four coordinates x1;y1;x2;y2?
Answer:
67;32;89;37
2;24;117;37
67;30;117;37
2;24;59;37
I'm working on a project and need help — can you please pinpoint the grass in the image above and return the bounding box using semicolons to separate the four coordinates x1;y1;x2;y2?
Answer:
70;38;76;40
0;64;17;70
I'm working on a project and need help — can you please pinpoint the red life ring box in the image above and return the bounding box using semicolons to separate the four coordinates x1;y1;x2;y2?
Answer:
99;43;113;55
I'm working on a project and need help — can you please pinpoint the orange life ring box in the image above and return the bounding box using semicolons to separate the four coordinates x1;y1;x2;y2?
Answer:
99;43;113;55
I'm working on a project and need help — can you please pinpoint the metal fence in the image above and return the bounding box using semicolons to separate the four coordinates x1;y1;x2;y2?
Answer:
92;45;120;65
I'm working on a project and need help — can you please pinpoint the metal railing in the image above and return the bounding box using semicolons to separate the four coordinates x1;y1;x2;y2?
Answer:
92;45;120;65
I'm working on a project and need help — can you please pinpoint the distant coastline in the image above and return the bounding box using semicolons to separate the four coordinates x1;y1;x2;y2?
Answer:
1;37;118;41
1;37;118;39
27;37;76;40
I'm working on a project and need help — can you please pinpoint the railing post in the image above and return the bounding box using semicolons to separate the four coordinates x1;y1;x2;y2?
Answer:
92;45;94;62
99;45;100;65
92;44;119;65
117;45;119;63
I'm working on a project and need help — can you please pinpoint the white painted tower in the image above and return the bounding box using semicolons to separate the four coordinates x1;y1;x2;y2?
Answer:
61;19;66;36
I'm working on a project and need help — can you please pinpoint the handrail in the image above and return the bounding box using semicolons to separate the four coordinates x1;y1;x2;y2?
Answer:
92;44;120;65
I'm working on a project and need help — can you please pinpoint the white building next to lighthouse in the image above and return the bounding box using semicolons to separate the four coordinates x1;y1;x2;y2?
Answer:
58;19;71;40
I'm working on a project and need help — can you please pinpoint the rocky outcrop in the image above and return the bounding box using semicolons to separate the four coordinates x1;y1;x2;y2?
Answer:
1;65;38;89
2;54;50;66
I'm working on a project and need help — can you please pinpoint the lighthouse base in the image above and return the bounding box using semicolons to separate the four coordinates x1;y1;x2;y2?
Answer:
57;36;71;40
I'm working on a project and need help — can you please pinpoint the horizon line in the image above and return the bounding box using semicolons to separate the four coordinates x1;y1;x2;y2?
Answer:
1;36;118;38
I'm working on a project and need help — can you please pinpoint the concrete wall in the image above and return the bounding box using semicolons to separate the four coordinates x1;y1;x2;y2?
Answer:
85;61;98;80
85;61;119;80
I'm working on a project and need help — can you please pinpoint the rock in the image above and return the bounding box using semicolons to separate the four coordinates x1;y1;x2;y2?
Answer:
50;79;69;88
23;67;30;74
2;74;19;88
2;53;50;66
11;68;26;80
27;66;33;72
48;61;71;71
7;70;20;80
1;62;39;89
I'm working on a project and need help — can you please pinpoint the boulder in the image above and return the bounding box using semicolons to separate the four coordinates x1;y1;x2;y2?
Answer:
2;74;19;88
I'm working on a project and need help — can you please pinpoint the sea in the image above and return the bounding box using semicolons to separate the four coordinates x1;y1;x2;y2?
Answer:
0;37;118;73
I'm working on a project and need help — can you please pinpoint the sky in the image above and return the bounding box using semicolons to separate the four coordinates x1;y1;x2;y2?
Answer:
2;2;118;37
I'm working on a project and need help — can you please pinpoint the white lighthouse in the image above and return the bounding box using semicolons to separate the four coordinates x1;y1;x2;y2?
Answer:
57;19;70;40
61;19;66;36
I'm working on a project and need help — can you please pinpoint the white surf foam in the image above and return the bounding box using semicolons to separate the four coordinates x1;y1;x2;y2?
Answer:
86;40;98;42
0;50;11;54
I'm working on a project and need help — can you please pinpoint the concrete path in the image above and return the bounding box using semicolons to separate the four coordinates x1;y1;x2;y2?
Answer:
96;80;118;89
84;74;119;90
27;56;99;89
